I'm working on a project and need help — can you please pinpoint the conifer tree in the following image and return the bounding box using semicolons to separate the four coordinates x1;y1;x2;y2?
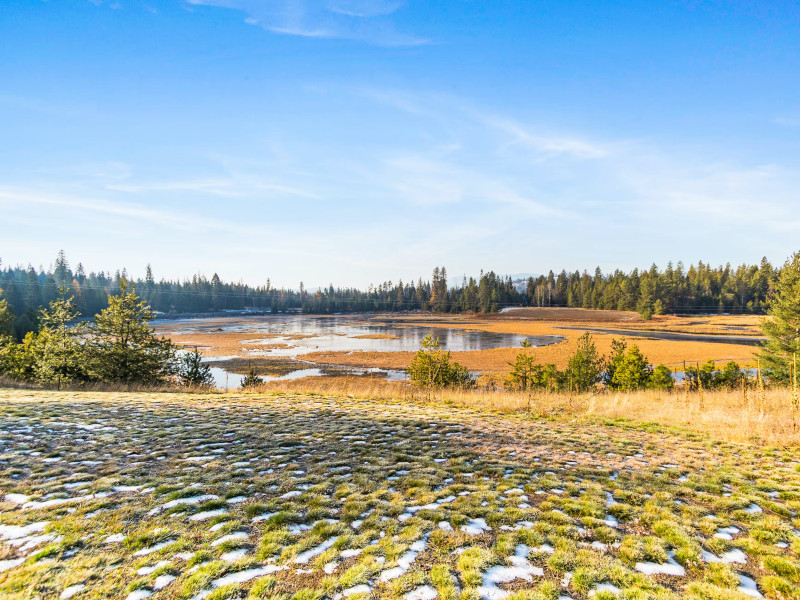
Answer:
87;278;175;384
761;251;800;382
0;296;14;375
506;338;541;391
407;334;472;391
0;297;12;338
176;347;215;387
33;286;87;386
610;344;651;390
240;363;263;389
649;364;674;390
564;333;602;392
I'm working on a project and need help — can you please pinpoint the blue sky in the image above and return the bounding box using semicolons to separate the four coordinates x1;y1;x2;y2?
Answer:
1;0;799;287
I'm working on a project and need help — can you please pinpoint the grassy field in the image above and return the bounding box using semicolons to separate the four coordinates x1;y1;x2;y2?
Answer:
2;389;799;600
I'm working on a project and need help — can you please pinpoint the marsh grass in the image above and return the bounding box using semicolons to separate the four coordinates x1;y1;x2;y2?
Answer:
1;389;799;600
259;376;800;446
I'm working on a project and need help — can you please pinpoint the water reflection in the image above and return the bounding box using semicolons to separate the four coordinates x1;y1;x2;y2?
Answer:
166;315;563;389
169;314;558;354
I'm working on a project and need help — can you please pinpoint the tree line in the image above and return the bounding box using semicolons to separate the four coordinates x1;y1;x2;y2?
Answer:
407;251;800;390
1;251;798;391
0;251;783;342
0;279;212;388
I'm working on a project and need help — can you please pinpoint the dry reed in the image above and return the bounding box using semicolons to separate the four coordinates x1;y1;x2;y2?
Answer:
260;376;800;447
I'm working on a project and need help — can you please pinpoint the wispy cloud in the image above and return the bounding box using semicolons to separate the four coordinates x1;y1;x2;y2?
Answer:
184;0;427;46
478;114;610;160
774;117;800;128
357;87;611;160
105;178;320;199
0;187;250;234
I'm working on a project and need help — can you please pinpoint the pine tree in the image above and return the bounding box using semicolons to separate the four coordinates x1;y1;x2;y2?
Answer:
87;278;175;384
649;365;675;390
602;338;628;388
33;286;87;386
241;363;264;389
761;251;800;382
564;333;602;392
176;347;215;387
407;334;472;392
54;250;71;287
0;297;12;338
506;338;541;391
610;344;652;390
0;296;14;375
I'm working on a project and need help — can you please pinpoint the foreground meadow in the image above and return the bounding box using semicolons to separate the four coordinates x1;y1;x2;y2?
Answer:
1;390;799;600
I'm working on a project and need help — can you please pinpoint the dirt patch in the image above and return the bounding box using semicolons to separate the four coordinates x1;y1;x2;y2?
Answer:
206;357;311;376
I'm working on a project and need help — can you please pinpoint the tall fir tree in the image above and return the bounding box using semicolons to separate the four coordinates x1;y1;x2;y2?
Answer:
33;286;87;386
761;251;800;382
87;278;175;384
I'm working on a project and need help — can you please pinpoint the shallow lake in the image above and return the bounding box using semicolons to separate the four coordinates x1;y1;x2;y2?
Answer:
162;314;563;388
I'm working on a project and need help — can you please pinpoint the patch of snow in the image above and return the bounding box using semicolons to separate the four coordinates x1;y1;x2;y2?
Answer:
23;494;96;510
252;512;278;523
461;518;491;535
4;493;31;505
0;558;25;572
636;552;685;576
154;575;176;590
478;545;544;600
60;584;86;599
589;582;620;597
221;548;248;562
147;494;218;516
189;509;227;521
137;561;170;575
133;540;176;556
113;485;142;493
211;531;248;546
405;585;438;600
0;521;48;540
738;574;763;598
334;584;372;600
715;526;741;540
294;537;337;563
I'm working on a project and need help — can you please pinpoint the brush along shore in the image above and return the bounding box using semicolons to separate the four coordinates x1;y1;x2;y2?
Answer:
1;390;799;600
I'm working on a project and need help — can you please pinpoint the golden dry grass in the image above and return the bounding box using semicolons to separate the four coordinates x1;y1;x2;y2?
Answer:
303;336;755;373
260;376;799;446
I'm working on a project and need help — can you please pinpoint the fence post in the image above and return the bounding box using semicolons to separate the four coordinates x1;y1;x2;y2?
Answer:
697;362;704;411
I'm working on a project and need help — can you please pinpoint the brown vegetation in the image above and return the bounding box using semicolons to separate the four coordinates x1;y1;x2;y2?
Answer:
261;376;800;446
